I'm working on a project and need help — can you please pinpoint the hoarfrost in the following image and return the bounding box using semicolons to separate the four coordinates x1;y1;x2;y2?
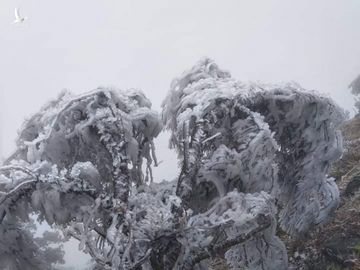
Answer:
0;59;344;269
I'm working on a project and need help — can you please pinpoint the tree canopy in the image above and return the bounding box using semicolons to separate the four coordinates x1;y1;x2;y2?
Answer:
0;59;344;270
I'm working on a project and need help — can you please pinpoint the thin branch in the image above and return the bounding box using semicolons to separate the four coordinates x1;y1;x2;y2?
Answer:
67;227;110;267
202;132;222;144
129;248;152;270
0;178;38;205
0;165;38;179
189;214;272;268
0;166;39;207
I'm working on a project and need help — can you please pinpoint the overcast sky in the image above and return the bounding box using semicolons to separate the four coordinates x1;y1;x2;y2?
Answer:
1;0;360;268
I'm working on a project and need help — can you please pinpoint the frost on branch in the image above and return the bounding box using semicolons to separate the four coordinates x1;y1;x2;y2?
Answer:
162;58;344;268
249;87;344;235
176;191;287;270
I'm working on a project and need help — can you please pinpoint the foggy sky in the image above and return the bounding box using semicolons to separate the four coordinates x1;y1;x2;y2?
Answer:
1;0;360;268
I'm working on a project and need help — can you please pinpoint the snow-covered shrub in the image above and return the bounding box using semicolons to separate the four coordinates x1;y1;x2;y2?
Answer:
350;74;360;113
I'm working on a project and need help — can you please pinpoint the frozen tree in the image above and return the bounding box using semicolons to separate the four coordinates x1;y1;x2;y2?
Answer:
162;58;344;268
349;74;360;113
0;88;163;269
0;59;344;270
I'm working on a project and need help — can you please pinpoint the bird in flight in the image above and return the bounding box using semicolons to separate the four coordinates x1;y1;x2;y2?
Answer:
13;8;28;24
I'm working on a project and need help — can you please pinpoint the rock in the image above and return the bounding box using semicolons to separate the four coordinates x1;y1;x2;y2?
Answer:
345;175;360;196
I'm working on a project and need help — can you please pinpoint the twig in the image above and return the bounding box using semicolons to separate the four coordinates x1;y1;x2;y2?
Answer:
202;132;222;144
189;214;272;267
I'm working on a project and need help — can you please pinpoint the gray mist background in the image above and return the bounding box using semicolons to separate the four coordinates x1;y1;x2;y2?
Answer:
1;0;360;268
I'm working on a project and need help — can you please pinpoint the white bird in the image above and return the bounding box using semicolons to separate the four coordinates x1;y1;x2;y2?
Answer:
13;8;28;24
